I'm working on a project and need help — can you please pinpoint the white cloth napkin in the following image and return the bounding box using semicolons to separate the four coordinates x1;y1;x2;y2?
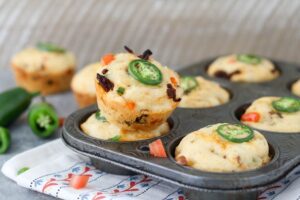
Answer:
1;139;300;200
1;139;183;200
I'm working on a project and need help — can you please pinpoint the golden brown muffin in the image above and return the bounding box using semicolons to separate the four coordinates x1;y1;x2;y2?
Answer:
292;79;300;97
81;112;169;142
95;52;182;131
11;44;76;95
175;123;270;172
71;63;99;108
207;54;279;82
241;96;300;133
179;76;230;108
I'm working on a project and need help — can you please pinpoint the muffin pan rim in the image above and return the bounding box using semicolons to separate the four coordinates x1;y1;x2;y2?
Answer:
62;123;300;191
62;132;293;193
62;106;299;190
62;58;300;192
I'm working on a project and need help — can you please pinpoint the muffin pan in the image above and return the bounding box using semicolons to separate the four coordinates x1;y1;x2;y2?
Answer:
62;58;300;200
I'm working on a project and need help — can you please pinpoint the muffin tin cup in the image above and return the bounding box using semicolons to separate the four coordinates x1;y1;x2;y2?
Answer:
61;58;300;200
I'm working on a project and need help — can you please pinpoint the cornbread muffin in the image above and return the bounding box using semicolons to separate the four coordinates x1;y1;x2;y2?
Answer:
179;76;230;108
11;43;76;95
81;111;169;141
207;54;279;82
95;50;183;131
241;96;300;133
175;123;270;172
71;63;99;108
292;79;300;97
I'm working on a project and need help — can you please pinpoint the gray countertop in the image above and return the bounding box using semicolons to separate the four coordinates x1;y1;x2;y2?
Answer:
0;70;77;200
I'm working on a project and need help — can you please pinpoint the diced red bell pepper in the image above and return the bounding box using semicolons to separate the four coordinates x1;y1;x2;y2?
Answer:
70;175;90;189
149;139;167;158
241;112;260;122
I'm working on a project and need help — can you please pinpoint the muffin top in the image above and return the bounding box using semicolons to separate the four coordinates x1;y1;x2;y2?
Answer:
175;123;270;172
95;52;183;112
241;96;300;133
81;111;169;142
179;76;230;108
207;54;279;82
292;79;300;97
71;62;99;95
11;43;75;73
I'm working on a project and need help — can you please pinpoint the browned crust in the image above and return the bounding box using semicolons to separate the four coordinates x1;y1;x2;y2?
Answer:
11;63;74;95
73;91;97;108
95;80;178;131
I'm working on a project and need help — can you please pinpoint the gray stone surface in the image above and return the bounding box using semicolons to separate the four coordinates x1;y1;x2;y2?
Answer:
0;69;77;200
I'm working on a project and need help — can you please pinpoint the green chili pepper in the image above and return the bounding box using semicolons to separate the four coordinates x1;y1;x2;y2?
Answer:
28;102;59;138
117;87;125;96
36;42;66;53
0;87;39;127
0;127;10;154
272;97;300;113
217;124;254;143
180;76;199;94
109;135;121;142
95;110;107;122
237;54;262;65
128;59;163;85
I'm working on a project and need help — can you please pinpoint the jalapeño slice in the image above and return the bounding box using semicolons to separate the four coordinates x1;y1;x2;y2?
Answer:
36;42;66;53
272;97;300;113
28;102;59;138
180;76;198;94
128;59;162;85
217;123;254;143
237;54;262;65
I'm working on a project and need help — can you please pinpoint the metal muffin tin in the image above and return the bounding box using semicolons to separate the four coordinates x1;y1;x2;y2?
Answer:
62;58;300;200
